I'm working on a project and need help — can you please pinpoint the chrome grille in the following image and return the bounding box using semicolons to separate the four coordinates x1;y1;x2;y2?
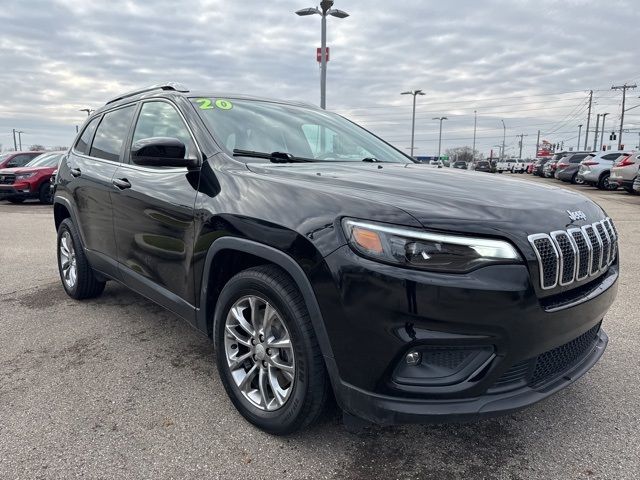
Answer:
528;218;617;290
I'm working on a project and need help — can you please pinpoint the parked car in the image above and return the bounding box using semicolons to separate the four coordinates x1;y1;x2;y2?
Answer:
555;153;594;184
577;151;631;190
452;160;468;169
532;157;551;176
496;158;525;173
0;151;64;204
543;160;558;178
0;150;45;169
634;174;640;193
610;153;639;194
53;83;618;434
472;160;492;173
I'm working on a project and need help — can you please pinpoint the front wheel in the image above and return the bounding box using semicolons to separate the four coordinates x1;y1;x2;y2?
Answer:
214;265;329;435
57;218;106;299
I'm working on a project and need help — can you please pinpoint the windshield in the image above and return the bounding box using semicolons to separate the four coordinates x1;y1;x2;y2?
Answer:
26;152;63;167
191;98;413;163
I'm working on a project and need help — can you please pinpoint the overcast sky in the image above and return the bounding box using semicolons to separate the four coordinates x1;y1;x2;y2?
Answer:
1;0;639;157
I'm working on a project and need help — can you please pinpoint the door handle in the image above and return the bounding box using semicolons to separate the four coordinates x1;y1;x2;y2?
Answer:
70;168;81;177
112;178;131;190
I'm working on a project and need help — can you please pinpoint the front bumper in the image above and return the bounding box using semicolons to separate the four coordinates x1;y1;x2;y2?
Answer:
0;184;32;198
319;245;617;424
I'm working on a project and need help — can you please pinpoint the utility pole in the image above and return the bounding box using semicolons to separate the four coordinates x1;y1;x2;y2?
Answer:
516;133;528;159
472;110;477;160
12;128;17;150
295;1;349;110
17;131;24;151
501;120;506;160
577;124;583;151
584;90;593;150
593;114;600;151
401;89;425;158
611;84;637;149
535;130;540;158
599;113;609;151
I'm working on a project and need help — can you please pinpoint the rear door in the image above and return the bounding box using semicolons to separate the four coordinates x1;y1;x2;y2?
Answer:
66;105;137;273
111;99;200;315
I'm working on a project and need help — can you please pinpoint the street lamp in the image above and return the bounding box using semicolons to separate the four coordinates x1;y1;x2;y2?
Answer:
433;117;448;160
401;90;425;158
79;108;94;116
501;120;506;160
295;1;349;109
577;124;583;151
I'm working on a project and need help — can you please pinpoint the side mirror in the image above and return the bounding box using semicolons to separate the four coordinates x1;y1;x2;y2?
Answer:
131;137;198;168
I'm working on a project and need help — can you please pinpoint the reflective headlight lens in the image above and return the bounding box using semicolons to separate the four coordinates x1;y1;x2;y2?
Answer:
16;173;36;180
342;219;521;272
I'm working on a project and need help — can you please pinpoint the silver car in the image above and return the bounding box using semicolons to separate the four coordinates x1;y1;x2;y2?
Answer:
610;153;639;194
577;151;630;190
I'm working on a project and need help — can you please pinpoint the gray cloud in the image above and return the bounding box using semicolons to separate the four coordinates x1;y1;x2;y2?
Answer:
0;0;638;156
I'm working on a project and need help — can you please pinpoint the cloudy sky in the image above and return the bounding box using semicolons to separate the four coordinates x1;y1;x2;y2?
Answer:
1;0;639;157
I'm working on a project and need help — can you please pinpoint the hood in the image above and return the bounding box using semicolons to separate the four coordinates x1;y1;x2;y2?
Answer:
245;162;606;239
0;166;54;175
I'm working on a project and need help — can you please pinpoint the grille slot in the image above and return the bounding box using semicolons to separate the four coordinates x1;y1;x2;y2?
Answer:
529;218;617;290
0;174;15;185
582;225;602;275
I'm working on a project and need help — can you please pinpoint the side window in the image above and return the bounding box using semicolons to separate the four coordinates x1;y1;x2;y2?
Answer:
132;101;197;161
8;154;34;167
75;117;100;155
90;105;136;162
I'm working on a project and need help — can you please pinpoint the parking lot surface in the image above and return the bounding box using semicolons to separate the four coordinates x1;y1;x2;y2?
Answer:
1;178;639;479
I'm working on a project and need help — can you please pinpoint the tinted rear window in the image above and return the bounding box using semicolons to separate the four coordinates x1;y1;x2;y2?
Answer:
90;106;136;162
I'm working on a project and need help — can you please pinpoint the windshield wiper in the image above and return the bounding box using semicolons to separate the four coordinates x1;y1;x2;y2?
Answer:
232;149;315;163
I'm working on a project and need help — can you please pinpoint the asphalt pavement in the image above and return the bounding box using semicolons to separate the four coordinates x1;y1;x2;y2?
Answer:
1;178;639;479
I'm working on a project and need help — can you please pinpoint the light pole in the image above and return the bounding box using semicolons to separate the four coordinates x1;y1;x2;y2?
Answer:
295;1;349;110
433;117;447;160
12;128;17;150
17;130;24;151
79;108;94;116
401;90;425;158
593;114;600;151
599;113;609;151
472;110;477;160
577;124;583;151
501;120;506;160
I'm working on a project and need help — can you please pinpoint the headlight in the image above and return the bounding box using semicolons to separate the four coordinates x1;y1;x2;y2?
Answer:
16;173;36;180
342;219;522;273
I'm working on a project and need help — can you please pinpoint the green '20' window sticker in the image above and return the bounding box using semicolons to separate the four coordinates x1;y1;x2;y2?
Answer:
195;98;233;110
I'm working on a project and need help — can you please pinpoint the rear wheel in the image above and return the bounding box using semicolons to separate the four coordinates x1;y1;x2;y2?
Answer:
57;218;106;299
214;265;329;435
571;172;584;184
597;172;618;190
39;183;53;204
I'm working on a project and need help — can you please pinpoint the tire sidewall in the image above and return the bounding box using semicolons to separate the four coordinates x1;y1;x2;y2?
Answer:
214;274;313;433
57;219;79;297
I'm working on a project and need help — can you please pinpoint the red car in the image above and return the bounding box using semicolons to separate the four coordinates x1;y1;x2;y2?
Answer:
0;151;45;169
0;151;64;204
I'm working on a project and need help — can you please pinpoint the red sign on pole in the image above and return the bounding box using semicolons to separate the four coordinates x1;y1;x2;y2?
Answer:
316;47;330;63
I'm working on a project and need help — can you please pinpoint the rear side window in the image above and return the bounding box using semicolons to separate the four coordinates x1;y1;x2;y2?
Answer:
570;154;587;163
90;106;136;162
75;117;100;155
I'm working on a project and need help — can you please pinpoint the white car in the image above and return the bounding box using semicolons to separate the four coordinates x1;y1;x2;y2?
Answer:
577;151;631;190
496;159;525;173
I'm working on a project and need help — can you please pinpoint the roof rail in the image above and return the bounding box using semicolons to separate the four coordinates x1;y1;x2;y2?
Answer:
105;82;189;105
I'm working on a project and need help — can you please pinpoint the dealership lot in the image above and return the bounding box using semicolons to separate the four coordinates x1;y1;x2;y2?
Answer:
1;177;639;479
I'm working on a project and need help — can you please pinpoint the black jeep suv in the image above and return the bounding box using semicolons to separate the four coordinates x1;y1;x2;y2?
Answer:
53;83;618;434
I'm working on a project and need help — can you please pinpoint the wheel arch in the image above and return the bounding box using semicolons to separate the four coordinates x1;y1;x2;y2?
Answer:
197;237;336;363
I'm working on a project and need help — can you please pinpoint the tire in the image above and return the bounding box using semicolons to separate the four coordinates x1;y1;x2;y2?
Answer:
214;265;329;435
7;197;25;204
625;186;638;195
39;183;53;204
57;218;106;299
597;172;618;191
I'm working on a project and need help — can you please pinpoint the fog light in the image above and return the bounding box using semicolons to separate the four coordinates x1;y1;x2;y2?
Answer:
405;351;421;366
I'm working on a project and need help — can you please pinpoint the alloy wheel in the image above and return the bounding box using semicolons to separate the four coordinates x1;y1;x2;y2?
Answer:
59;231;77;288
224;295;295;411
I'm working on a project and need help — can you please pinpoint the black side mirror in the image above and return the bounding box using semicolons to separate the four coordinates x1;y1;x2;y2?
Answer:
131;137;199;168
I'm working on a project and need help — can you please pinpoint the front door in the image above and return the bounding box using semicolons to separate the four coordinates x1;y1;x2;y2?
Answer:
111;100;200;317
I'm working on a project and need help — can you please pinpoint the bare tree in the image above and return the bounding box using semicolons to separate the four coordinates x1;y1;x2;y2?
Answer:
444;146;483;163
29;144;46;151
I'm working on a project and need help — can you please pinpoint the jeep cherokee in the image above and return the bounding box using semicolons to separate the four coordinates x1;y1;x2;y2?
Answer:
53;83;618;434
